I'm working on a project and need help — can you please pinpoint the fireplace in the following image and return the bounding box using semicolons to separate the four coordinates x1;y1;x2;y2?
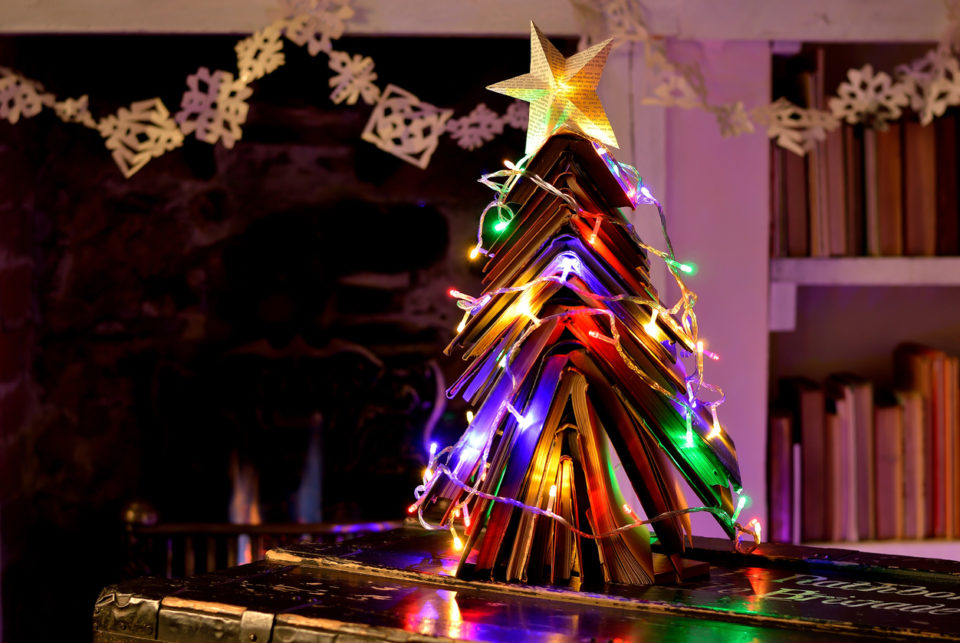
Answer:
0;32;552;641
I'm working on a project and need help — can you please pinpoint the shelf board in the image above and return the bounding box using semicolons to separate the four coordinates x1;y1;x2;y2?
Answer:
771;257;960;286
808;539;960;561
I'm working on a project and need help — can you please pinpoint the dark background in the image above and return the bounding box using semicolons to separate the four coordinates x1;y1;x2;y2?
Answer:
0;33;576;641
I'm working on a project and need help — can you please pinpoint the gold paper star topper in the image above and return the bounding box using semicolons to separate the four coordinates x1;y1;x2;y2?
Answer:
488;22;617;154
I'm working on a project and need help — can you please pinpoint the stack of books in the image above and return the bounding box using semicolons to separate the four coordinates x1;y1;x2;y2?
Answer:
417;132;744;587
769;343;960;543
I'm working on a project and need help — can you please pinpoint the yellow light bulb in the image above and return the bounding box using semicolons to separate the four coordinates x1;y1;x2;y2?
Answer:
644;309;659;336
466;410;474;424
468;245;481;260
516;294;540;325
707;407;722;440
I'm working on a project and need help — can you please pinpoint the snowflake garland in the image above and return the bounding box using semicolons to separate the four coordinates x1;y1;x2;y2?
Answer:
328;51;379;105
98;99;184;178
897;45;960;125
281;0;355;57
0;68;53;125
6;0;960;175
174;67;253;149
53;95;97;128
828;64;910;128
361;84;453;169
751;98;839;155
236;22;286;83
446;104;506;150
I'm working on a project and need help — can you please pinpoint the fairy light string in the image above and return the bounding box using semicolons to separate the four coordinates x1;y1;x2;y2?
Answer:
414;142;758;553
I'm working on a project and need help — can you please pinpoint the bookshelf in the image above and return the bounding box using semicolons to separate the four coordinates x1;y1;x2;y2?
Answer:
810;540;960;561
767;43;960;557
771;257;960;286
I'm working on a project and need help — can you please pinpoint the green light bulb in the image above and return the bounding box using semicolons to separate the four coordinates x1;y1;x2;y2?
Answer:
493;220;509;232
732;495;749;522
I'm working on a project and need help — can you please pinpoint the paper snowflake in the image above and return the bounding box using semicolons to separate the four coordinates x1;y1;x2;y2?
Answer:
446;104;505;150
328;51;379;105
281;0;355;56
54;95;97;128
602;0;650;47
361;84;453;169
642;47;707;110
828;64;910;128
752;98;838;156
503;101;529;130
897;46;960;125
711;101;754;137
236;22;286;83
97;98;184;178
0;68;52;124
175;67;253;149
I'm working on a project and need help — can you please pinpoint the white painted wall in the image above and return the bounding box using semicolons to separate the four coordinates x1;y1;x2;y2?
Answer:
663;39;771;535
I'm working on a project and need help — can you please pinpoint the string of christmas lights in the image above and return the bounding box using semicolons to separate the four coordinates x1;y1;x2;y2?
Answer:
411;143;760;556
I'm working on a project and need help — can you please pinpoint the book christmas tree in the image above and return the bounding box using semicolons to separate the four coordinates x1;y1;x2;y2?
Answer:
410;22;756;588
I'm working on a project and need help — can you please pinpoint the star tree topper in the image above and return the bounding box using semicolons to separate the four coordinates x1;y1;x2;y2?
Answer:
488;22;617;154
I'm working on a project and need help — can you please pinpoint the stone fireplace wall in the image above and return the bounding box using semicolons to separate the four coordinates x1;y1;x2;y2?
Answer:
0;33;541;641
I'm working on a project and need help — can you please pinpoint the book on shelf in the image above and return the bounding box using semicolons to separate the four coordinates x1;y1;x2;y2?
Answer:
893;343;956;538
779;377;827;542
903;120;937;256
843;124;866;256
783;146;809;257
873;122;904;256
896;389;926;540
935;113;960;256
771;109;960;259
770;343;960;544
767;410;793;544
874;392;905;540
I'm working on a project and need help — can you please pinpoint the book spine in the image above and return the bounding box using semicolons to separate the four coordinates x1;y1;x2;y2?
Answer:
875;123;904;256
932;353;947;537
771;144;787;258
767;413;794;543
935;113;960;256
843;124;865;256
825;409;843;540
855;386;876;539
874;402;905;540
784;148;810;257
864;128;881;255
897;390;926;539
801;390;827;541
824;126;847;256
903;120;938;256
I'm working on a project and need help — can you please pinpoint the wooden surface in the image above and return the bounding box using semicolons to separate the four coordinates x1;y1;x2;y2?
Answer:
0;0;948;39
94;526;960;642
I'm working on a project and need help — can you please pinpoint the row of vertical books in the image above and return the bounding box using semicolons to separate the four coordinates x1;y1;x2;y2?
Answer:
768;343;960;543
770;47;960;257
